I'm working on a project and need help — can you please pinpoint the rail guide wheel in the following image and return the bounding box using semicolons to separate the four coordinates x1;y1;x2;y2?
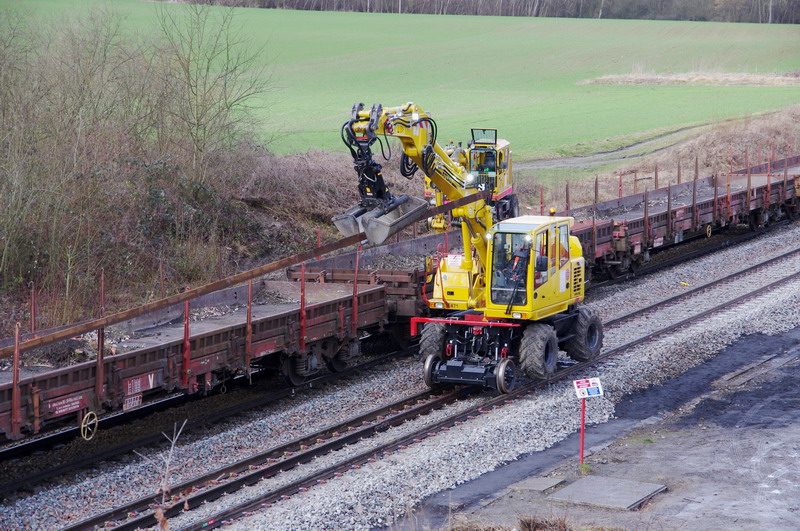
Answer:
80;410;99;441
495;358;516;394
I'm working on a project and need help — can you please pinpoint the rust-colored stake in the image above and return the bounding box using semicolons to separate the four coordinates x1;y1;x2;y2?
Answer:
12;323;22;439
565;182;570;215
654;164;659;189
352;246;362;336
299;262;307;352
245;279;253;381
618;172;622;199
540;183;544;215
96;269;106;405
182;286;191;389
317;228;321;260
29;282;36;334
159;257;165;300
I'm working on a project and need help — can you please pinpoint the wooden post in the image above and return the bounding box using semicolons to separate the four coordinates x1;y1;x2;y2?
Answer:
654;164;659;189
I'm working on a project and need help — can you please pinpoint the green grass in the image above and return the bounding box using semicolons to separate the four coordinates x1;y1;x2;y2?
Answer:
6;1;800;160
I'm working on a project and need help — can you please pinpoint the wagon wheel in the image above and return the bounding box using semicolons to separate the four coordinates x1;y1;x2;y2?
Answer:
80;410;99;441
705;224;712;238
281;355;307;387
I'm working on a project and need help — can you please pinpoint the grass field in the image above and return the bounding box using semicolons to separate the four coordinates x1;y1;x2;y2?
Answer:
6;1;800;160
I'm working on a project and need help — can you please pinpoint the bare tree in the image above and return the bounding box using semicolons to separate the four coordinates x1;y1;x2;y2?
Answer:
155;4;270;185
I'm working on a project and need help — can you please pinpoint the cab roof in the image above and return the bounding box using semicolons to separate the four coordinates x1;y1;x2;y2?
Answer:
491;215;573;233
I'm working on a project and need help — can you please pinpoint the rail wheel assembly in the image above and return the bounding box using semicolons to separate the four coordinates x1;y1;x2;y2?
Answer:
519;323;558;379
423;353;442;388
494;358;516;393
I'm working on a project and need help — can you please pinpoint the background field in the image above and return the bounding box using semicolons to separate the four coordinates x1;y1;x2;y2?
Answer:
10;0;800;160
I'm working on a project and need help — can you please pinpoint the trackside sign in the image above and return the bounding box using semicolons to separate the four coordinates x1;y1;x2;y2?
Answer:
573;377;603;399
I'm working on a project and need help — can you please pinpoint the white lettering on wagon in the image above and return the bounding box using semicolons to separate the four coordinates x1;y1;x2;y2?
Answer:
123;371;159;396
47;394;87;416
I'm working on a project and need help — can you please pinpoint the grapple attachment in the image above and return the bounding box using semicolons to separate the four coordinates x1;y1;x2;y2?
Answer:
332;194;428;246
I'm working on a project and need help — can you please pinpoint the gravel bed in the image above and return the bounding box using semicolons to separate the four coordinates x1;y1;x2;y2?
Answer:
0;358;428;529
2;221;799;530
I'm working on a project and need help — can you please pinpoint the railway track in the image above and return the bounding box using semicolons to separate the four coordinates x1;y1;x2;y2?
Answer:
0;346;413;496
75;247;800;531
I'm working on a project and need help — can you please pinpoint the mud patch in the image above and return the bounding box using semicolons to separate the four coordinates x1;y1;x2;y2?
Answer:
580;71;800;87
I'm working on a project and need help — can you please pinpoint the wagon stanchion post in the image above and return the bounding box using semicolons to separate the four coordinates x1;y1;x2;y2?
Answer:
694;155;699;181
159;256;166;300
245;279;253;384
317;228;321;260
692;176;698;231
654;164;659;189
618;171;622;199
643;188;649;244
727;173;732;221
29;282;36;334
540;183;544;215
565;181;570;215
95;268;106;406
746;151;752;210
594;175;599;206
181;286;191;390
300;262;307;353
677;158;682;185
713;173;719;222
12;323;22;439
351;245;362;337
667;182;673;242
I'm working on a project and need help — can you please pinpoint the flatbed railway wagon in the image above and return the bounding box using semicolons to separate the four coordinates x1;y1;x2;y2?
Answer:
569;156;800;277
0;280;388;441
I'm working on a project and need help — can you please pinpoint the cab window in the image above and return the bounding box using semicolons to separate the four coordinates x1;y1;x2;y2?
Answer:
558;224;570;268
490;232;530;306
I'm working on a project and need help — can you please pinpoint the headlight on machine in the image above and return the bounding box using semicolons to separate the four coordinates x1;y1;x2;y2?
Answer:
512;312;522;319
435;302;444;309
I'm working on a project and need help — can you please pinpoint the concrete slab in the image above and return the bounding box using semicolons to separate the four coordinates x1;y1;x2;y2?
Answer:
547;475;666;510
510;476;565;492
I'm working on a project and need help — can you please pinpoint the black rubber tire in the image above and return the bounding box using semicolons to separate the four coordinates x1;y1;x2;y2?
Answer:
419;322;446;360
495;358;516;394
519;323;558;379
563;307;603;362
509;194;520;218
423;353;442;388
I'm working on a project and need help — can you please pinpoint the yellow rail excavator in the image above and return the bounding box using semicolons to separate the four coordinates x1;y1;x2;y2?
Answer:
333;102;602;393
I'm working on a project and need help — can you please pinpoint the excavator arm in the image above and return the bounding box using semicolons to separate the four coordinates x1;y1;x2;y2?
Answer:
334;102;494;277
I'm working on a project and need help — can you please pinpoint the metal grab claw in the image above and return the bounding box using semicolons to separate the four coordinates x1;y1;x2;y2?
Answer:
332;194;428;246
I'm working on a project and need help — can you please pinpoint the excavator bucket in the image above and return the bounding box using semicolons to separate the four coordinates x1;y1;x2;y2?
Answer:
332;194;428;246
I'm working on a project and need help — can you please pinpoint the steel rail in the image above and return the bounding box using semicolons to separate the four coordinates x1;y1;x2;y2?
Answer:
178;268;800;530
0;347;412;495
71;387;473;531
